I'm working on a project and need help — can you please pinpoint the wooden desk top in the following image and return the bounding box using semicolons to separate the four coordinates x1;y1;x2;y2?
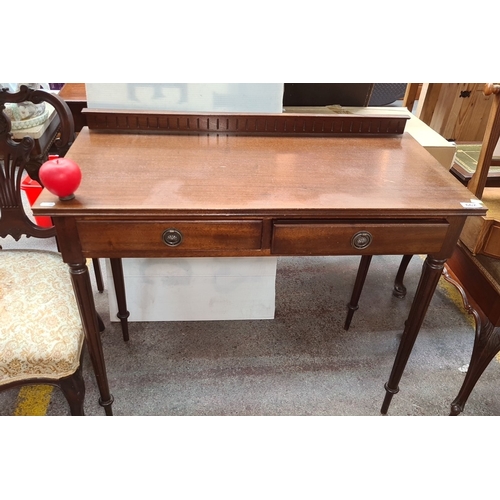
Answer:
36;127;484;219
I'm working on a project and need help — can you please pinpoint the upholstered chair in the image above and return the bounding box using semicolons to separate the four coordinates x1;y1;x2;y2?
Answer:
0;85;89;415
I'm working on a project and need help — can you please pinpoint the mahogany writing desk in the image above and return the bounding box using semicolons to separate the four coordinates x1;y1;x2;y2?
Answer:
34;119;486;416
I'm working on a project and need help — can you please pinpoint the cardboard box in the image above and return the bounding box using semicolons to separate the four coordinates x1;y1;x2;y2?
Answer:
85;83;285;114
107;257;277;322
348;106;457;169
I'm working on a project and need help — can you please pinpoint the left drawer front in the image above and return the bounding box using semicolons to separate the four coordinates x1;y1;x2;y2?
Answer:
77;220;263;256
271;221;450;255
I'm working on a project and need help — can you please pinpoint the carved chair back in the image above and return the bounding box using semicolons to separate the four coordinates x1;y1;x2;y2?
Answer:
0;85;74;243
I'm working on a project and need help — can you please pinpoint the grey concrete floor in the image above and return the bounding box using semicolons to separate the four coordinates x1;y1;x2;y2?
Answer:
2;233;499;416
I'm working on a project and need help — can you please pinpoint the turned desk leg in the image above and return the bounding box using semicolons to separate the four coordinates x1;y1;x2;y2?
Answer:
110;258;130;342
381;256;446;415
92;258;104;293
69;261;114;416
344;255;372;331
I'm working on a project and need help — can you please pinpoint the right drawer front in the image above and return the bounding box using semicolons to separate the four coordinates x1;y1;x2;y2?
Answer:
271;221;450;255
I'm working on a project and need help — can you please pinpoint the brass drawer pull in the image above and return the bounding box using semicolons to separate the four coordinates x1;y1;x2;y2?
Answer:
162;228;183;247
351;231;372;250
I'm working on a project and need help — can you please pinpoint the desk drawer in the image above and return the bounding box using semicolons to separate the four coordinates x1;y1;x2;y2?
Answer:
77;220;263;255
271;221;450;255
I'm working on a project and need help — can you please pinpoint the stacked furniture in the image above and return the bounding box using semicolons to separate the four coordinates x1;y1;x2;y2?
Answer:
445;83;500;415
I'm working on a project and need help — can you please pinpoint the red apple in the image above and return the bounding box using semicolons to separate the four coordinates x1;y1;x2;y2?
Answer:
39;157;82;200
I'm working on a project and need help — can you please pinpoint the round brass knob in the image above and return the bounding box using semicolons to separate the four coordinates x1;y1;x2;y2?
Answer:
351;231;372;250
162;228;183;247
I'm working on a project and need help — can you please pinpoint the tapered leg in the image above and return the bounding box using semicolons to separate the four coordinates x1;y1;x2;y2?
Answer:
381;256;446;415
450;319;500;415
92;258;104;293
97;313;105;333
59;366;85;416
393;254;413;299
344;255;372;331
69;261;114;415
110;258;130;342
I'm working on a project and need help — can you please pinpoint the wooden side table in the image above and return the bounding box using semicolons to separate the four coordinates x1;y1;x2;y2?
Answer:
58;83;87;132
450;143;500;188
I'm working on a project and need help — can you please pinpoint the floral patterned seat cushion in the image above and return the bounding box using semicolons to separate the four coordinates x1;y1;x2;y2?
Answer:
0;250;84;384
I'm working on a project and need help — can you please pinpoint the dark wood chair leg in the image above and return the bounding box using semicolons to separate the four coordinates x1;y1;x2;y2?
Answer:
441;266;500;415
110;258;130;341
92;258;104;293
344;255;372;331
393;255;413;299
58;366;85;416
450;318;500;415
